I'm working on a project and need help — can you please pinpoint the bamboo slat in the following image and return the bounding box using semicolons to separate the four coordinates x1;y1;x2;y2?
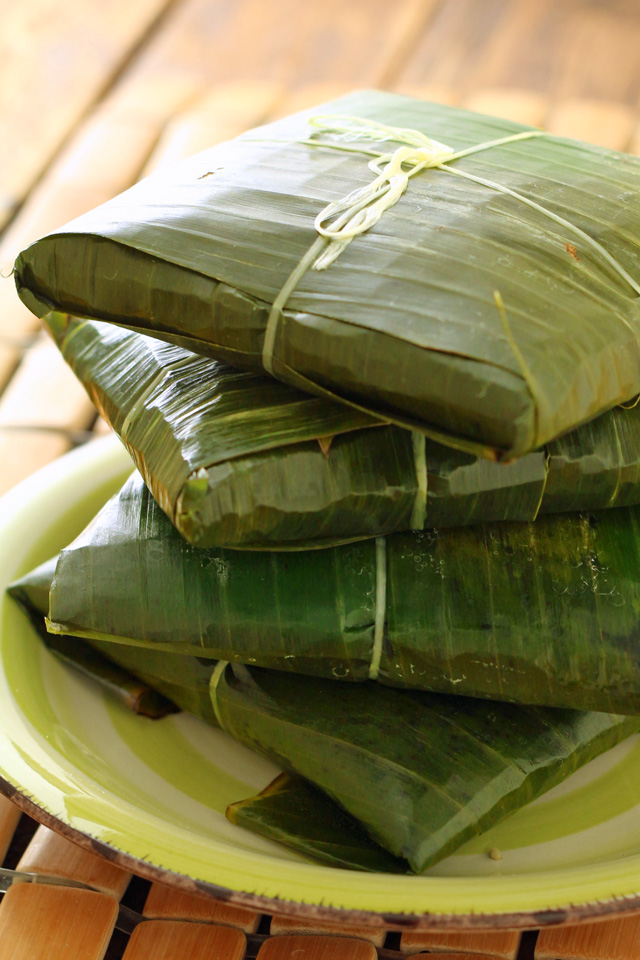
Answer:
105;0;443;103
269;914;386;948
143;883;261;933
0;0;174;232
0;345;20;399
536;916;640;960
400;928;521;958
271;84;357;120
256;934;377;960
143;81;284;174
395;0;640;106
0;796;22;863
0;339;94;496
552;5;640;106
403;955;509;960
462;88;549;127
92;416;113;437
122;920;246;960
0;72;200;343
17;826;130;899
0;884;117;960
393;84;460;106
545;98;636;150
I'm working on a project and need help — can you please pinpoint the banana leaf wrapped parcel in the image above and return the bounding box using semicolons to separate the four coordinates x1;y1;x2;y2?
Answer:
15;90;640;461
40;472;640;715
7;567;639;874
45;312;640;548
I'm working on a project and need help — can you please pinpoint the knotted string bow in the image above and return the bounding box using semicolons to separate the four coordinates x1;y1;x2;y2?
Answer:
309;115;456;269
262;114;640;380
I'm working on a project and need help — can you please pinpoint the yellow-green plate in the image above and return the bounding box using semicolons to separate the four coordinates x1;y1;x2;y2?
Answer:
1;436;640;930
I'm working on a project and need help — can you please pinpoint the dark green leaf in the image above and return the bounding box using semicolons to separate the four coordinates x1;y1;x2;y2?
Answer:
44;475;640;713
227;773;409;873
214;666;640;872
44;313;640;548
15;91;640;459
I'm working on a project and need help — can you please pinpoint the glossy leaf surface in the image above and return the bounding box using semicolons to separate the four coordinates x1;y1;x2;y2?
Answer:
45;314;640;548
214;666;639;872
15;91;640;459
45;475;640;713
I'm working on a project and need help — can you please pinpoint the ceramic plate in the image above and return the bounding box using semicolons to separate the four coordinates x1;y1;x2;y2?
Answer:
1;436;640;930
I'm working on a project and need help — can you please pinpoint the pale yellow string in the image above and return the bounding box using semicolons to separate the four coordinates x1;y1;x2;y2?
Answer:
260;120;537;375
210;660;229;727
410;431;428;530
369;536;387;681
261;114;640;381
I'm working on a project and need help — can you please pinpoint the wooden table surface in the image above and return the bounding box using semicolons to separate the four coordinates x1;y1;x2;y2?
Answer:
2;1;640;957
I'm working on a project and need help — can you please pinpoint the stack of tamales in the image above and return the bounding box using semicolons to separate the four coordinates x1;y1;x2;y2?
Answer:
10;90;640;875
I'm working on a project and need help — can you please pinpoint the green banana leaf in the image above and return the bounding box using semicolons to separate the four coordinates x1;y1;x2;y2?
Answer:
8;558;214;722
213;664;640;873
45;473;640;714
15;90;640;460
12;563;632;875
45;313;640;548
227;774;409;873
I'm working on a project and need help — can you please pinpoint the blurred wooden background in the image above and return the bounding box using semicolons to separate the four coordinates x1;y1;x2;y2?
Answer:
2;0;640;957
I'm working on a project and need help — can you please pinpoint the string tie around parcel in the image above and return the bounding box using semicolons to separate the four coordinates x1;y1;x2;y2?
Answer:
261;113;640;380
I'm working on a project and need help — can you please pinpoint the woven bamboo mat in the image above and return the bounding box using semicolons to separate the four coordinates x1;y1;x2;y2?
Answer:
0;79;639;960
3;2;640;956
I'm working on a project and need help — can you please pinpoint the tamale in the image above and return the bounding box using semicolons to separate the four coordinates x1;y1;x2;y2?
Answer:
45;473;640;714
15;90;640;460
7;557;176;718
8;562;639;873
45;313;640;548
227;774;409;872
8;557;214;722
213;665;639;873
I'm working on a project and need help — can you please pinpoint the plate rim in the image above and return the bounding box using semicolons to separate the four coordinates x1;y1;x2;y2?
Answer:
1;437;640;931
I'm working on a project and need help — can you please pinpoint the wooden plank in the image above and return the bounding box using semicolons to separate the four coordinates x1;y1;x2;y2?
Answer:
552;4;640;106
92;416;113;437
402;955;507;960
395;0;640;106
123;920;246;960
17;825;130;899
0;71;200;344
395;0;561;97
0;883;117;960
0;344;21;397
391;84;460;106
536;915;640;960
143;883;260;933
0;339;95;496
256;934;376;960
144;81;284;174
108;0;443;101
0;795;22;863
270;85;358;121
269;915;386;948
546;99;636;150
462;88;548;127
0;0;174;232
401;928;521;958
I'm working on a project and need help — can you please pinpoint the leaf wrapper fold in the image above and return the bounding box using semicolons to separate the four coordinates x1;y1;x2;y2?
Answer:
10;561;639;872
45;313;640;548
227;773;409;873
45;474;640;714
213;665;639;872
15;90;640;459
8;559;215;722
